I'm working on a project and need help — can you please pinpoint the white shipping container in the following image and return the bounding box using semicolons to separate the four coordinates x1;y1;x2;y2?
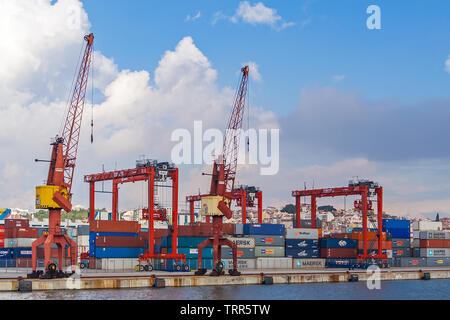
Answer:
102;258;140;270
419;248;450;257
412;239;420;248
386;250;393;259
221;259;256;269
225;237;256;248
285;228;319;240
412;231;420;239
256;257;293;269
292;258;326;269
4;238;37;248
77;235;89;247
419;231;449;240
412;221;442;231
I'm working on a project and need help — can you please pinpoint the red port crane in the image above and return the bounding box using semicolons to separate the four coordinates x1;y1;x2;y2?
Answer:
194;66;250;276
29;33;94;279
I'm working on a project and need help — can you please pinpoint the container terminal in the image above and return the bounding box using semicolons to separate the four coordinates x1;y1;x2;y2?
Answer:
1;33;450;292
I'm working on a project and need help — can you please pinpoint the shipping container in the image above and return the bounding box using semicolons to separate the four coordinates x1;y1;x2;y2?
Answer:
4;219;29;229
0;259;16;267
420;248;450;257
285;239;319;249
412;221;442;231
392;238;411;248
254;246;285;257
243;224;285;236
386;229;410;239
357;240;393;250
5;227;39;238
293;258;326;269
393;257;426;267
161;236;208;248
225;237;256;248
4;238;36;248
256;257;292;269
221;259;256;270
101;258;140;270
419;239;450;248
419;231;449;240
12;248;32;258
382;219;410;230
185;258;214;270
320;238;357;249
320;248;357;258
89;220;140;233
77;224;90;236
286;248;320;258
392;248;411;257
95;236;146;248
351;231;387;241
94;247;145;258
235;224;243;235
176;223;213;237
174;247;214;259
221;247;256;259
325;258;357;268
245;235;285;246
425;257;450;267
285;228;319;240
77;235;89;247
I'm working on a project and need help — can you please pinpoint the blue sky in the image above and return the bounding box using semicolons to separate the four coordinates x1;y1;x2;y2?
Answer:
1;0;450;218
82;0;450;115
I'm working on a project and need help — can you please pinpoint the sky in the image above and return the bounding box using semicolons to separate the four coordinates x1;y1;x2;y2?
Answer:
0;0;449;218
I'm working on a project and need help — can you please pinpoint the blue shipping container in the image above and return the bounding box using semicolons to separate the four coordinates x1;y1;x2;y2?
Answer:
285;239;319;249
168;247;214;259
0;259;16;268
385;228;410;239
185;258;214;270
94;247;145;258
0;249;13;259
382;219;410;230
320;238;357;249
161;236;209;248
242;224;285;235
89;232;139;246
13;248;32;258
285;248;320;258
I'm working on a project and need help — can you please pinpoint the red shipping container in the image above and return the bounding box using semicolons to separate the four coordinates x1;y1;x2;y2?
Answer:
95;236;146;248
324;233;352;239
5;227;39;238
357;240;392;250
419;239;450;248
320;248;358;258
89;220;140;233
5;219;29;229
351;231;387;241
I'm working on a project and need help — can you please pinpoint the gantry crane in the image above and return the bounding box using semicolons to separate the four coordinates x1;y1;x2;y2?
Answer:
28;33;94;279
194;66;250;276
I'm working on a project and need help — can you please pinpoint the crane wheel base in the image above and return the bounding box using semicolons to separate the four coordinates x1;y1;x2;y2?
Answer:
228;269;241;276
27;270;43;279
194;268;207;276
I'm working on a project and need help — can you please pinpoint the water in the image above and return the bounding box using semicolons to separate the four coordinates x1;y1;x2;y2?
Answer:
2;279;450;300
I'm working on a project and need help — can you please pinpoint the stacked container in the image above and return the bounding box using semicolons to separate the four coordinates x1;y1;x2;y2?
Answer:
414;230;450;267
286;228;325;270
4;219;37;248
0;224;4;248
383;219;411;260
89;220;143;270
162;236;213;270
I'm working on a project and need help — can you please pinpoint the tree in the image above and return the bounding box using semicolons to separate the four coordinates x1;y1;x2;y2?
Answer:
281;204;296;214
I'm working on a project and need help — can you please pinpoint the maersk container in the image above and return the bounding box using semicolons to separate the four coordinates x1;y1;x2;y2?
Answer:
285;228;319;240
256;257;292;269
245;235;284;246
221;247;255;259
254;246;285;257
285;239;319;249
221;259;256;269
425;257;450;267
419;231;448;240
226;237;256;248
412;221;442;231
386;228;410;239
420;248;450;257
94;247;145;259
325;258;357;268
382;219;410;230
392;238;411;248
171;247;214;259
393;257;426;267
242;224;285;236
320;238;357;249
286;248;320;258
293;258;326;269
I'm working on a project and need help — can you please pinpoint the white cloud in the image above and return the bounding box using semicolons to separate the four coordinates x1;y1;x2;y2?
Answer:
242;61;261;82
185;11;201;22
445;55;450;73
332;74;346;82
216;2;294;30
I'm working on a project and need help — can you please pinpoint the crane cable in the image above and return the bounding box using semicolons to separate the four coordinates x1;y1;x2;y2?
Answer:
91;42;95;144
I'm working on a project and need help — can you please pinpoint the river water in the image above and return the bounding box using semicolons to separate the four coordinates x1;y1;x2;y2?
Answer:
1;279;450;300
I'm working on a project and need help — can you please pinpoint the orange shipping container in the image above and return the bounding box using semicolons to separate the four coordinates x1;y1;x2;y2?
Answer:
419;239;450;248
89;220;141;233
351;231;387;241
357;240;392;250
